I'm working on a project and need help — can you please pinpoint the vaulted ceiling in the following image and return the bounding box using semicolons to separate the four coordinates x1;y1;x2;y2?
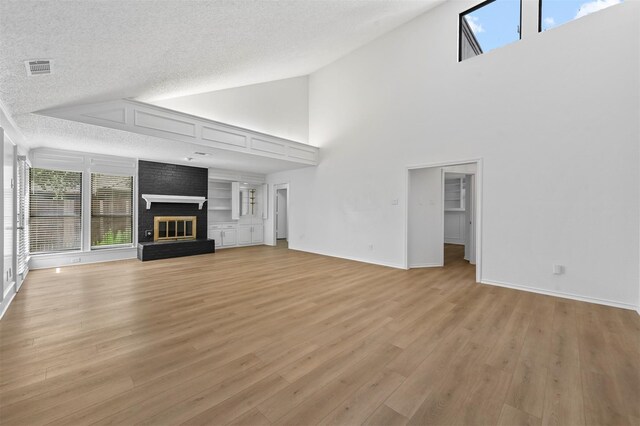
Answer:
0;0;444;171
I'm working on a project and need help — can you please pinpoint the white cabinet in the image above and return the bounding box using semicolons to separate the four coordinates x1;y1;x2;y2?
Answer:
238;225;263;244
238;226;251;245
209;225;238;248
221;229;237;246
252;225;263;243
208;175;265;249
209;229;222;248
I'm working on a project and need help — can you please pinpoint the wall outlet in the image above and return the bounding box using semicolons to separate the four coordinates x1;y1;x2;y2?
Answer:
368;244;374;251
391;199;399;205
145;230;153;238
71;258;81;264
553;264;565;275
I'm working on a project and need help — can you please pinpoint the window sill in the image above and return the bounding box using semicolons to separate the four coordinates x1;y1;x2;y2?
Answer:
30;246;138;270
90;244;135;251
31;245;135;258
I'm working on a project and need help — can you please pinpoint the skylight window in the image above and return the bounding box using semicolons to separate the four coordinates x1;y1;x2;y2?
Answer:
459;0;521;62
540;0;623;32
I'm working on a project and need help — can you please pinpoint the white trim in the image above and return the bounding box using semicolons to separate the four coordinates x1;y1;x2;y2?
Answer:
0;99;27;147
289;246;406;270
141;194;206;210
30;247;137;270
0;284;16;320
31;148;136;174
208;167;266;184
405;158;483;283
408;263;444;268
406;158;483;171
216;243;265;250
17;262;29;292
481;278;638;311
37;99;319;167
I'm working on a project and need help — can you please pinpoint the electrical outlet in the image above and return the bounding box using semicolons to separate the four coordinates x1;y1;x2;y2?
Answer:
71;258;81;264
553;264;564;275
145;230;153;238
368;244;374;251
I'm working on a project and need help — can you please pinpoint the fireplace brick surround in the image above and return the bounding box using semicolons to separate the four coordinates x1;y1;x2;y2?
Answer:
137;160;214;261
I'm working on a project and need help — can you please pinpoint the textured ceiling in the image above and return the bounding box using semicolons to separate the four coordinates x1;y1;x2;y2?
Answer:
0;0;443;171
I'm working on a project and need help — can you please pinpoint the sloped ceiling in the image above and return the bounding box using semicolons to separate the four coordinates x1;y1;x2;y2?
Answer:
0;0;444;171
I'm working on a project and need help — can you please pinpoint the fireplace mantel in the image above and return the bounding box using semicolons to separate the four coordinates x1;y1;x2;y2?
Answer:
141;194;207;210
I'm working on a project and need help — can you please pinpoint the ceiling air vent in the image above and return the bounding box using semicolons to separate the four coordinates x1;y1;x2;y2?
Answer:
24;59;53;76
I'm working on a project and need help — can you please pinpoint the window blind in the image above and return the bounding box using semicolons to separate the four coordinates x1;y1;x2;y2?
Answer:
91;173;133;248
29;168;82;254
17;157;30;274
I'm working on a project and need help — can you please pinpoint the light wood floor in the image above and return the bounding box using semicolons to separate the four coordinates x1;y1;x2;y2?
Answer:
1;244;638;425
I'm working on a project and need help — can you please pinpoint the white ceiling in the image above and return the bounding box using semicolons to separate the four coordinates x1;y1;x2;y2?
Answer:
0;0;443;172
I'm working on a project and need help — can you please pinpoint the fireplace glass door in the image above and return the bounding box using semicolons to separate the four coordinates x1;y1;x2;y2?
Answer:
154;216;196;241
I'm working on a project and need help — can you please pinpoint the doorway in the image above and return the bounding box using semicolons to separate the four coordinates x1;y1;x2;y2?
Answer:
274;184;289;248
406;160;482;282
443;165;476;266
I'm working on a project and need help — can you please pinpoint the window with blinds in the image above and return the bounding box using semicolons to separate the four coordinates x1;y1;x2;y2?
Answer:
91;173;133;248
29;168;83;254
17;157;30;276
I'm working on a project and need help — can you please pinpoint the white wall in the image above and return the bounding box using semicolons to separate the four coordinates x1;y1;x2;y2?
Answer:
267;1;640;309
154;76;309;143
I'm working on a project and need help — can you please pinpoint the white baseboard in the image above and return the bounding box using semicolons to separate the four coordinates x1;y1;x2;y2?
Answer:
408;263;443;268
216;243;267;250
481;278;637;311
0;283;16;320
31;247;137;270
289;246;406;270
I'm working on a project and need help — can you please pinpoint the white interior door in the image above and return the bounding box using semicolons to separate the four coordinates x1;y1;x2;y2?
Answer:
407;167;444;268
276;189;288;240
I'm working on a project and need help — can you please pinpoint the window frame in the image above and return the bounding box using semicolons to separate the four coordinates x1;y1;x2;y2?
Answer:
538;0;624;33
90;172;135;250
458;0;523;62
538;0;542;32
29;167;84;255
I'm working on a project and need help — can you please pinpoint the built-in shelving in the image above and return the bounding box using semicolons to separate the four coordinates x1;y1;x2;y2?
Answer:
444;175;465;211
207;170;268;249
208;181;233;222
